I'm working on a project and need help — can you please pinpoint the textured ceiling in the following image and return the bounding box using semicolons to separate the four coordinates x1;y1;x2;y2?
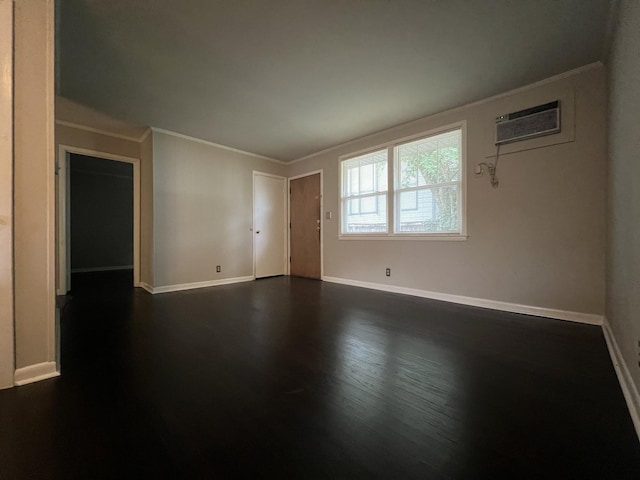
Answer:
58;0;611;161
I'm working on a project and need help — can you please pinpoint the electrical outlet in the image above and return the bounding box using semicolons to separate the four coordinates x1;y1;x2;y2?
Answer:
216;265;221;273
385;268;391;277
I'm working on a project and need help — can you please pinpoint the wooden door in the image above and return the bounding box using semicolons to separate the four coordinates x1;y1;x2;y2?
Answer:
290;173;321;279
253;173;286;278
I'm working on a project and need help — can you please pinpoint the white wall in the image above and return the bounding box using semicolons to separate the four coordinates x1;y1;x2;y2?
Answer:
140;131;154;285
13;0;57;375
289;65;607;318
151;131;286;288
607;0;640;403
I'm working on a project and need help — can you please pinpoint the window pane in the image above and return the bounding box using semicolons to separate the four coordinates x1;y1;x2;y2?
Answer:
360;196;377;214
342;150;388;196
348;197;360;215
397;130;461;187
399;190;418;211
343;194;387;233
360;163;374;193
348;167;358;196
397;186;459;233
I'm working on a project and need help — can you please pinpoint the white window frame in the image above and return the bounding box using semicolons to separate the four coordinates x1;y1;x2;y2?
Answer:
338;121;467;241
340;148;389;234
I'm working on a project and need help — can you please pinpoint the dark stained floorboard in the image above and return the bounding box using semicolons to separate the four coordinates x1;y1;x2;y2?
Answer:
1;271;639;479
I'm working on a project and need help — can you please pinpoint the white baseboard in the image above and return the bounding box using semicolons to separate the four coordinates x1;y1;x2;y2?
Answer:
71;265;133;273
142;276;255;294
14;362;59;386
602;319;640;441
322;276;604;325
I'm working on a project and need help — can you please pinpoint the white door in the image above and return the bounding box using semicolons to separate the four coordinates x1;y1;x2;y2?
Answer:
253;172;286;278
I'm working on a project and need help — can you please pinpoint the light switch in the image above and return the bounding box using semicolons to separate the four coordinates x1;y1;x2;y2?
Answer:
325;211;332;220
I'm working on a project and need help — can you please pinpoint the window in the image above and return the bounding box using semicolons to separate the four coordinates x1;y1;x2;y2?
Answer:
395;129;462;234
341;149;388;233
340;125;465;238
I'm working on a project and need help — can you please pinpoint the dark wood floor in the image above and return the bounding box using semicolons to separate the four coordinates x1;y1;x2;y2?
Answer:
1;271;639;479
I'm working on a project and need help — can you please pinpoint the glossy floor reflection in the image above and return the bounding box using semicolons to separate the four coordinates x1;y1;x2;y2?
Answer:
1;272;639;479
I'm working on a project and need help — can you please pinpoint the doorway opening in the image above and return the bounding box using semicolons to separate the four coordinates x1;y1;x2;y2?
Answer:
70;154;134;293
57;146;141;295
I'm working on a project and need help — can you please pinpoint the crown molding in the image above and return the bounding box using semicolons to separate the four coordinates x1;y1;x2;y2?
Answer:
55;120;146;143
151;127;286;165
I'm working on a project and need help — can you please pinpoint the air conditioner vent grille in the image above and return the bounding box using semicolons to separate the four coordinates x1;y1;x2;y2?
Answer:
496;101;560;145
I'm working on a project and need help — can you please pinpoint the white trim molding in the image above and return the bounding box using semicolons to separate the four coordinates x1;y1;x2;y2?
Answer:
151;127;286;165
139;128;152;143
55;120;145;143
142;276;254;294
338;234;469;242
0;0;14;390
602;319;640;441
322;276;604;325
14;362;59;386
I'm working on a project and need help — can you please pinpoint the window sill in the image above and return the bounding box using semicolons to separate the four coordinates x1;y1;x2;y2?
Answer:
338;234;468;241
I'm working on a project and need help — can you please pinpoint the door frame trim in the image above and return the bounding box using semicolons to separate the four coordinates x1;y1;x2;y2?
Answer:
252;171;287;279
57;145;141;294
0;0;14;389
287;170;323;279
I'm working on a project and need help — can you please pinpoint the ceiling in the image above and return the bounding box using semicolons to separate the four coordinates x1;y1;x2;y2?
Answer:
58;0;612;162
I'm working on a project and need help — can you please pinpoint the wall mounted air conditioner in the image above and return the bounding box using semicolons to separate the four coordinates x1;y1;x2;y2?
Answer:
495;100;560;145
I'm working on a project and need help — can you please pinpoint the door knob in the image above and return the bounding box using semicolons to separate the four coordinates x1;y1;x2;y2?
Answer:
256;230;261;234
